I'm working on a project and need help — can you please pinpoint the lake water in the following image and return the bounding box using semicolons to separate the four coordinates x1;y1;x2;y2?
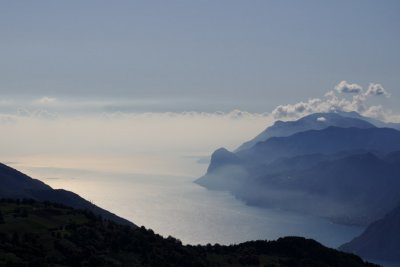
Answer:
25;167;364;249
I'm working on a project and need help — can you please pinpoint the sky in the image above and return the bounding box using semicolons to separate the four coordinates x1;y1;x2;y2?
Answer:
1;0;399;113
0;1;399;180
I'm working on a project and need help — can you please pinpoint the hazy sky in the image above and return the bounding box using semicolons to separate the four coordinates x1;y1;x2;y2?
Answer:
1;1;400;180
1;0;399;112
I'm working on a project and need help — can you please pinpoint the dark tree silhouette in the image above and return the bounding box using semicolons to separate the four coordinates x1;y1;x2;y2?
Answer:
0;210;4;224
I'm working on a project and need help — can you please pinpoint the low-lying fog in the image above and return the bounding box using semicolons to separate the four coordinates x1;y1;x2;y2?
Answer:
0;112;363;248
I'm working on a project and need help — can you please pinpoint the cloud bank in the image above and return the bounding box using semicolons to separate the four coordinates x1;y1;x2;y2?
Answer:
272;81;398;122
366;83;389;97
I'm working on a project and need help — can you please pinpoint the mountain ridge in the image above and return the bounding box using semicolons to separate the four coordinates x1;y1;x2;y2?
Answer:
0;199;379;267
196;113;400;225
0;162;135;227
238;126;400;164
236;112;376;152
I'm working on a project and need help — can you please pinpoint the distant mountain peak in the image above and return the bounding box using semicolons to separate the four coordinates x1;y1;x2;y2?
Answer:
236;112;376;152
207;147;240;174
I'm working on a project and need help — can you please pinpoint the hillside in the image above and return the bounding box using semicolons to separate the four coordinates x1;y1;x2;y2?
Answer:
340;205;400;262
0;200;378;267
0;163;135;227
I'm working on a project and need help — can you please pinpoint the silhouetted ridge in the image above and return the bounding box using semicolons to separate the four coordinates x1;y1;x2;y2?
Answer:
0;163;51;195
0;163;135;227
0;200;378;267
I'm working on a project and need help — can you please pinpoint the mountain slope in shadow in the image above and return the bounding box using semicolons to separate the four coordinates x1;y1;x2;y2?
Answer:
0;199;379;267
237;126;400;165
340;204;400;262
197;113;400;225
236;112;376;152
0;163;135;227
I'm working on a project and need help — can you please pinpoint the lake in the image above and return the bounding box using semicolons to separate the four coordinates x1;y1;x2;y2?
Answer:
25;166;364;249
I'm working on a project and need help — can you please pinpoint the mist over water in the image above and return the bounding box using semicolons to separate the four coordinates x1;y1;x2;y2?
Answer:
20;165;363;248
0;113;366;248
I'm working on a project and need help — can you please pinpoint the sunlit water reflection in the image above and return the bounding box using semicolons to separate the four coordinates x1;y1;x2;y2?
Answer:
22;166;364;249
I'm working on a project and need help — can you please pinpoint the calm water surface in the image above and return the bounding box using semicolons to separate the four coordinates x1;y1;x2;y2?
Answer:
28;167;365;249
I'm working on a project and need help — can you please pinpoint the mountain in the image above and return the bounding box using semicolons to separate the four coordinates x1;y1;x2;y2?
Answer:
236;112;376;152
207;148;241;173
197;113;400;225
237;127;400;165
198;149;400;225
340;204;400;262
337;111;400;130
250;152;400;224
0;199;378;267
0;163;135;227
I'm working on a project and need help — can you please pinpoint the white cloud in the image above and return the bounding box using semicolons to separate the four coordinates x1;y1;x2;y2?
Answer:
362;105;385;120
271;98;323;119
34;96;57;105
334;81;363;94
366;83;390;97
100;110;270;121
272;81;398;122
